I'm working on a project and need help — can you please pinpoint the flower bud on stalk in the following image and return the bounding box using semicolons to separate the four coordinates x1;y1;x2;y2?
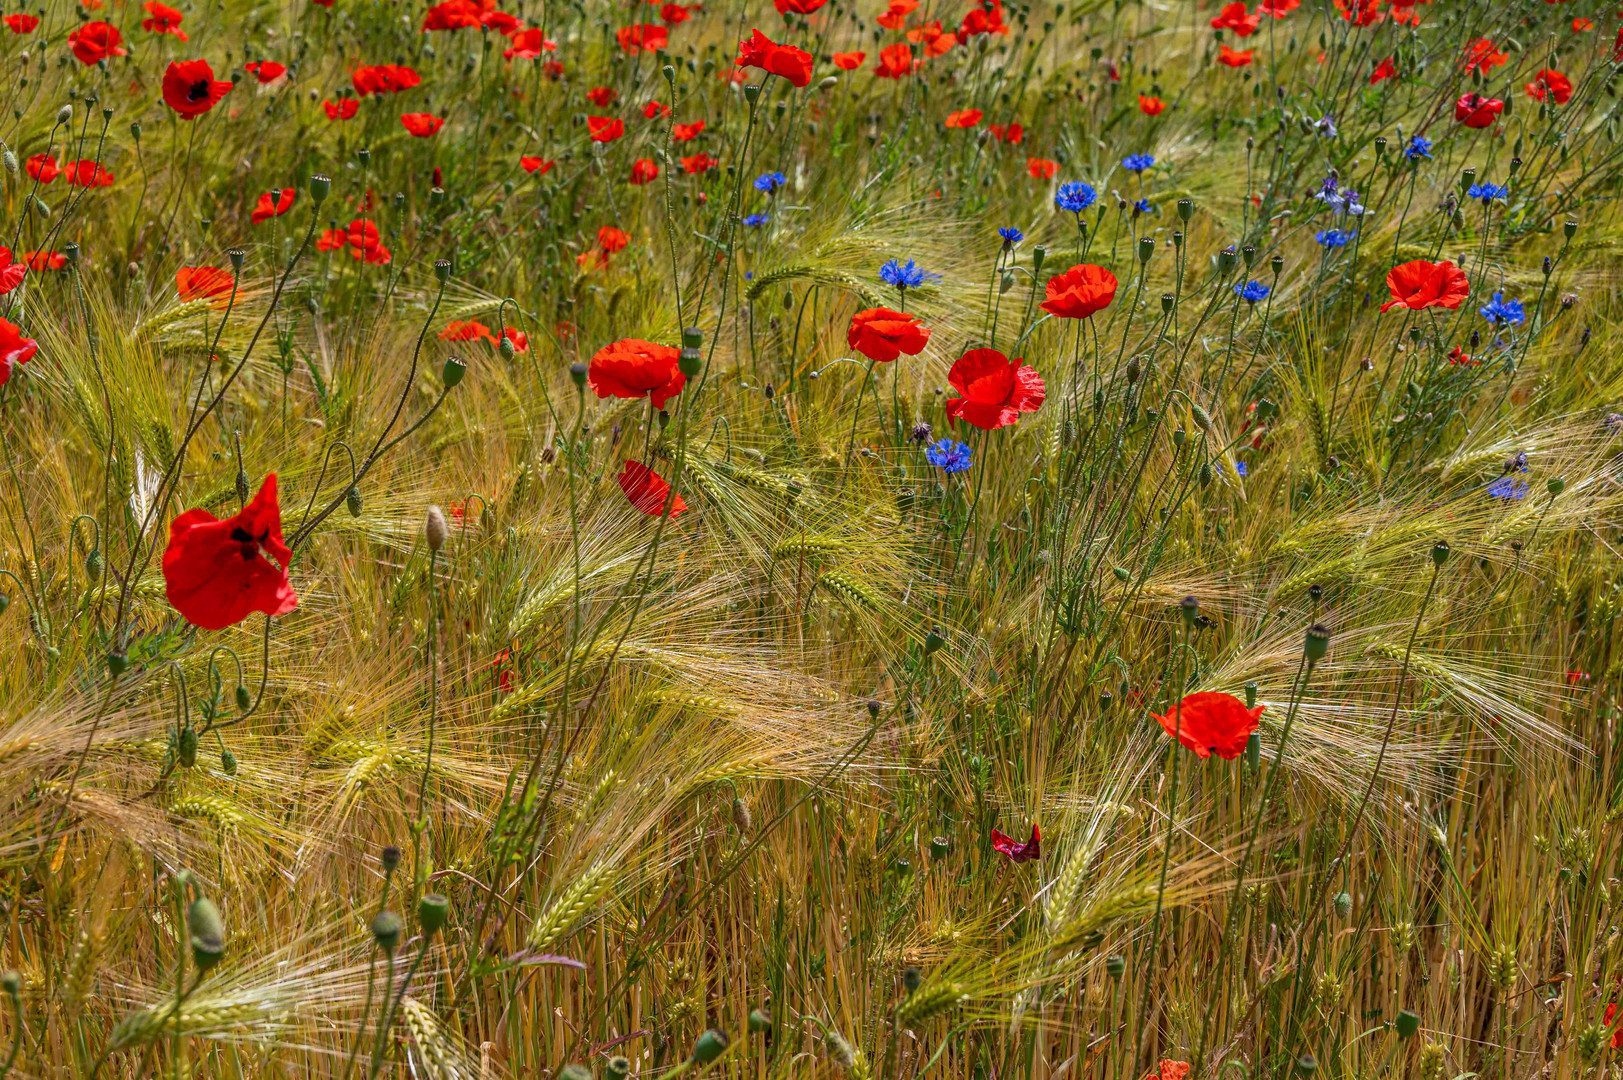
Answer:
426;506;448;553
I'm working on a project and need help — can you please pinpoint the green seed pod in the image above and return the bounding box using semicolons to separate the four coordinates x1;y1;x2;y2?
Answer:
1177;197;1193;221
1564;219;1578;239
1113;566;1130;581
187;897;226;972
1244;681;1258;708
1190;404;1213;432
220;748;237;775
1295;1054;1317;1076
346;486;363;517
1245;731;1261;770
1;970;18;996
691;1027;729;1065
1161;293;1175;313
1394;1009;1420;1039
924;627;945;655
309;174;331;202
178;727;198;768
434;259;453;283
1547;477;1565;495
1431;540;1451;566
560;1065;592;1080
748;1007;773;1033
105;650;125;674
605;1057;631;1080
1031;244;1047;274
1137;236;1155;263
418;893;450;937
371;910;403;953
85;549;104;581
903;968;922;995
929;835;950;860
1304;623;1330;662
678;347;703;377
681;326;704;349
1105;954;1126;979
442;355;466;389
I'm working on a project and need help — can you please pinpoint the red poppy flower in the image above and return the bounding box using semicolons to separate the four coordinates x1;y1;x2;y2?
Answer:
1041;264;1118;320
847;308;930;364
162;475;298;630
1210;1;1261;34
1446;346;1479;366
586;86;618;107
251;188;296;223
341;219;391;264
990;824;1040;863
945;349;1045;430
1139;93;1166;115
0;251;24;295
1605;1004;1623;1050
176;266;236;306
245;60;287;83
504;28;555;59
661;3;694;24
1526;69;1573;104
1370;57;1397;83
616;23;668;54
960;0;1009;35
141;1;188;39
1573;17;1593;30
672;120;705;141
440;319;498;344
1258;0;1297;15
588;116;626;142
629;158;659;185
2;13;38;32
832;51;865;70
24;251;64;271
1149;1061;1192;1080
324;98;359;120
69;21;127;65
1380;259;1469;313
598;226;630;252
1462;37;1507;73
422;0;482;30
643;100;672;119
64;161;113;187
1217;44;1253;66
876;0;919;29
480;10;521;33
520;155;555;174
352;64;422;95
774;0;827;12
736;29;814;87
162;59;232;119
577;250;610;272
1454;92;1503;128
25;155;58;183
1152;692;1263;759
988;122;1023;143
618;461;687;518
875;42;917;79
1027;157;1058;179
589;338;686;408
543;60;566;77
1335;0;1383;27
0;316;34;386
400;113;444;137
500;327;529;353
682;152;719;173
944;108;983;129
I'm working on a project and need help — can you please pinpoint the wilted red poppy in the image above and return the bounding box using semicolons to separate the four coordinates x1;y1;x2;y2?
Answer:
774;0;827;11
25;154;58;183
682;152;719;173
440;319;498;344
736;29;814;87
1370;57;1397;83
944;108;983;129
520;155;555;174
1454;92;1503;128
422;0;481;30
991;824;1040;863
1152;691;1264;760
324;98;359;120
352;64;422;95
400;112;444;137
141;1;188;39
1210;1;1261;34
1217;44;1253;66
586;86;618;107
504;28;555;59
64;161;113;187
162;475;298;630
598;226;630;252
874;42;917;79
24;251;65;271
588;116;626;142
832;50;865;70
1526;69;1573;104
616;23;668;54
618;461;687;518
945;349;1044;431
163;59;232;119
590;338;686;408
69;21;127;64
629;158;659;185
176;266;236;306
1380;259;1469;313
2;13;38;32
245;60;287;83
251;188;296;223
847;308;930;363
1027;157;1058;179
1041;264;1118;320
672;120;705;141
1461;37;1507;73
1139;94;1165;115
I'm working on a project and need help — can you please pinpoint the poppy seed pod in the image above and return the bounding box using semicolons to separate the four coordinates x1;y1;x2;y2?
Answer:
1395;1009;1421;1039
749;1008;772;1033
1373;135;1387;156
187;896;226;971
106;651;126;675
559;1066;591;1080
309;174;331;203
678;347;703;377
1106;954;1125;979
371;910;403;953
442;355;466;389
357;148;371;166
434;259;452;283
606;1057;632;1080
425;506;449;552
1304;623;1330;662
1137;236;1155;263
691;1027;729;1064
1177;197;1193;221
1244;681;1258;708
418;893;450;937
1270;254;1284;275
1179;595;1199;626
1245;731;1261;770
178;727;198;768
681;326;703;349
1431;540;1451;566
346;486;363;518
381;845;402;875
1241;245;1256;267
744;83;761;103
1565;220;1578;239
924;627;945;654
228;248;246;271
1031;244;1046;274
1217;246;1237;274
1296;1054;1317;1076
130;122;142;143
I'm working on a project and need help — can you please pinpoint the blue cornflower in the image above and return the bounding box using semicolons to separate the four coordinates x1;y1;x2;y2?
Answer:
1315;115;1338;138
1487;477;1529;500
1467;182;1508;204
925;438;974;474
1121;153;1155;173
1235;460;1249;477
1341;190;1366;216
1316;228;1353;248
1055;181;1097;213
1404;135;1433;161
1479;292;1525;325
753;171;787;194
1133;199;1153;214
879;258;941;290
998;226;1024;246
1234;281;1271;303
742;213;769;227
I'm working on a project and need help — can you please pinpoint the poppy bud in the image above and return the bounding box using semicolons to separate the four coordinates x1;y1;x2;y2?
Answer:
216;746;237;775
1547;477;1565;495
235;684;251;712
1245;731;1261;770
381;845;402;875
1395;1009;1420;1039
188;896;226;971
309;174;331;203
85;548;103;581
1125;357;1140;384
1031;245;1046;274
1177;197;1193;221
228;248;245;271
678;347;703;377
1431;540;1451;566
825;1032;855;1069
606;1057;632;1080
418;893;450;937
56;104;72;126
1564;220;1578;239
1137;236;1155;263
130;122;142;143
434;259;452;284
362;910;401;955
1304;623;1330;662
999;271;1014;294
178;727;198;768
731;796;751;832
1179;595;1199;626
570;362;587;389
0;149;13;176
691;1027;729;1065
657;409;671;430
1191;404;1212;432
106;650;126;675
442;355;466;389
346;486;363;517
1198;460;1213;487
426;506;449;552
924;627;945;655
497;332;516;360
1106;954;1126;979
